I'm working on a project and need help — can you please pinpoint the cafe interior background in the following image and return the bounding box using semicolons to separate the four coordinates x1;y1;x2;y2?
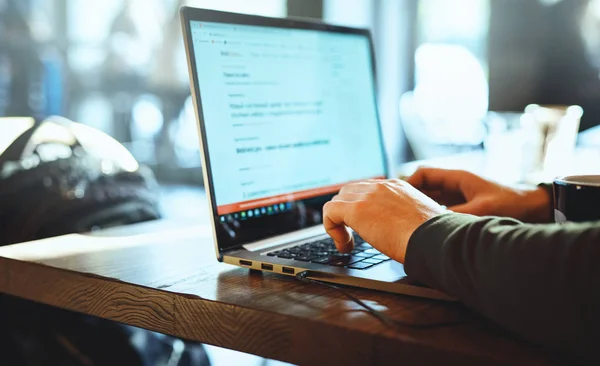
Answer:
1;0;600;364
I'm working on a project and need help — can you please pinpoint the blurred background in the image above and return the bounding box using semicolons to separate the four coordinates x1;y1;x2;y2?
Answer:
2;1;600;364
2;0;600;195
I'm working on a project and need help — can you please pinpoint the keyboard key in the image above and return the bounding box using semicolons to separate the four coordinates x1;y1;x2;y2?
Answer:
295;255;318;262
330;253;350;258
264;236;376;268
372;255;390;261
348;261;373;270
324;255;364;266
329;259;348;267
354;252;376;258
317;240;335;247
362;258;383;265
348;256;364;264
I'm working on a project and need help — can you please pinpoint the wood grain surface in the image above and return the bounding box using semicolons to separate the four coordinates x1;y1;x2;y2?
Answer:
0;219;563;365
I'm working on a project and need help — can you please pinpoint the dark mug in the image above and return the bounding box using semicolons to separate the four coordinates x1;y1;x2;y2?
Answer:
553;175;600;223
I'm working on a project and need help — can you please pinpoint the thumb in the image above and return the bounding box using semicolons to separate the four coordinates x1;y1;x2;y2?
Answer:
323;201;354;252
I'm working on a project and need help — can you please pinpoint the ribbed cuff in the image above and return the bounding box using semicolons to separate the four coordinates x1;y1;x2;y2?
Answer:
404;213;481;283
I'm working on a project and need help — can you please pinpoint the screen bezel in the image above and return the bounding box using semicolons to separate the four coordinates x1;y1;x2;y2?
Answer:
180;6;389;255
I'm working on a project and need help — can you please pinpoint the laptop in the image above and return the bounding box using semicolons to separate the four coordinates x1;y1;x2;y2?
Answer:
180;7;450;300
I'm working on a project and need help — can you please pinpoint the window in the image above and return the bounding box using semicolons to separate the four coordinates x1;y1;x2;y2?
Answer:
59;0;287;183
323;0;413;170
400;0;490;160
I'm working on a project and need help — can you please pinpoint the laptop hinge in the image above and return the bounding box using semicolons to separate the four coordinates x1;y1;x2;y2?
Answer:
243;225;327;252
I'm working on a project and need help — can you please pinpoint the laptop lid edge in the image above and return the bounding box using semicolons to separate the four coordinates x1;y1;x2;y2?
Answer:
180;7;223;261
180;7;388;256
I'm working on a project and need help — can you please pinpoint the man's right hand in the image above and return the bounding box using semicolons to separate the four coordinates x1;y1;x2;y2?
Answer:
406;168;553;223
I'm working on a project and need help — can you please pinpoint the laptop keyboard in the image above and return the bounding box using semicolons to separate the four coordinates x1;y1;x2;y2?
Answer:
265;233;391;270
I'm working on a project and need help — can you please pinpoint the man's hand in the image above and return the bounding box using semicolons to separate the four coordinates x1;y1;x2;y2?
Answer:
323;179;446;263
407;167;552;223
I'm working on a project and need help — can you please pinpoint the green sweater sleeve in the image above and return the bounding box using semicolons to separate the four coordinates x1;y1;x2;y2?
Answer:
404;213;600;362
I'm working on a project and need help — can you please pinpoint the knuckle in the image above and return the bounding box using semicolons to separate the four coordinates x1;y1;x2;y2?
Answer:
478;198;493;212
353;200;370;213
454;169;475;180
373;182;388;192
388;178;406;186
415;166;432;175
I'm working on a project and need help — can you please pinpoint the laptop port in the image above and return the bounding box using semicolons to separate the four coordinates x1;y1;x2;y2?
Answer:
282;266;295;274
239;260;252;267
261;263;273;271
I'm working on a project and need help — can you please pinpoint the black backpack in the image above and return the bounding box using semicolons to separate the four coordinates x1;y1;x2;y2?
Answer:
0;117;209;366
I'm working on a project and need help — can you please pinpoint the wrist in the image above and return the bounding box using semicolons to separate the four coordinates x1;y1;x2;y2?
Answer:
522;186;553;223
398;211;446;263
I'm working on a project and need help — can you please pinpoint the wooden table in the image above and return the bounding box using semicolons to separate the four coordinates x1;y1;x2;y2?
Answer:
0;219;562;365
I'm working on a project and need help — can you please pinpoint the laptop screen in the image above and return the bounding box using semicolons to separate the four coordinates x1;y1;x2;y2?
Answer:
187;18;386;251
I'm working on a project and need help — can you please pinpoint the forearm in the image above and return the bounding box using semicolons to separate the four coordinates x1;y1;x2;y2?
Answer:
533;183;554;223
508;184;553;223
405;213;600;361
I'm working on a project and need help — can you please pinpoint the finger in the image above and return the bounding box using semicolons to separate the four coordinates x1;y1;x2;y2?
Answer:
421;189;444;202
407;167;474;193
323;201;354;253
448;201;490;216
406;167;456;190
422;189;466;206
405;166;432;187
